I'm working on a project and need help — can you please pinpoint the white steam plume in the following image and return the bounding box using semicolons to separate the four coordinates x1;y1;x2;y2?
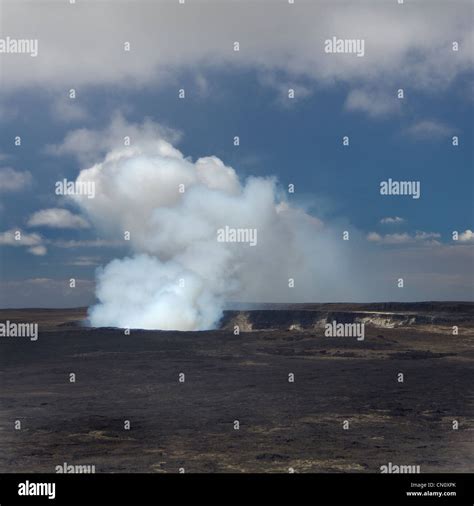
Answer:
72;122;353;330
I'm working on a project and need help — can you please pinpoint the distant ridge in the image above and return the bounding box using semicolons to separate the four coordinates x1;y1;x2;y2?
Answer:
226;301;474;314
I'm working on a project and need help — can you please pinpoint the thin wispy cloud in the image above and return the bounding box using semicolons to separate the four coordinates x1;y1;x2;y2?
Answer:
404;120;454;140
367;231;441;246
380;216;404;225
345;89;399;118
0;167;32;192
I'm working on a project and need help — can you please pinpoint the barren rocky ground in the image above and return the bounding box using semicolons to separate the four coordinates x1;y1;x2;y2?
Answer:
0;304;473;473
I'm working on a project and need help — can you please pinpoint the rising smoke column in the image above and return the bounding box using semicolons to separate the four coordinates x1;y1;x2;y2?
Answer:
72;128;350;330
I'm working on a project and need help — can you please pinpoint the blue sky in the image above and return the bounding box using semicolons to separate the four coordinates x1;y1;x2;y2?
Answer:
0;0;473;307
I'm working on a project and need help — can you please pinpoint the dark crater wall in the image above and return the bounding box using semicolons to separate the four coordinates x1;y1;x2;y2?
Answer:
220;302;474;331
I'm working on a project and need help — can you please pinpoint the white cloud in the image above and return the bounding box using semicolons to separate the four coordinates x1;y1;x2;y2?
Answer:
380;216;404;225
54;239;124;248
0;229;42;247
0;229;47;255
458;229;474;242
2;1;472;116
257;73;314;105
404;120;454;140
45;112;181;165
66;256;102;267
28;245;48;256
367;231;441;245
0;167;32;192
27;208;90;229
414;232;441;241
345;89;399;117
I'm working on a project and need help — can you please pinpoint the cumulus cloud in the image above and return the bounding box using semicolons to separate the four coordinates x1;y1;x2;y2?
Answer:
45;112;181;165
27;208;90;229
69;119;354;330
0;229;47;255
380;216;404;225
367;231;441;245
0;167;32;192
457;229;474;242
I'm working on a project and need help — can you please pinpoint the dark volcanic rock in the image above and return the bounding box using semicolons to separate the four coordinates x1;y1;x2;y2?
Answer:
0;304;473;473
